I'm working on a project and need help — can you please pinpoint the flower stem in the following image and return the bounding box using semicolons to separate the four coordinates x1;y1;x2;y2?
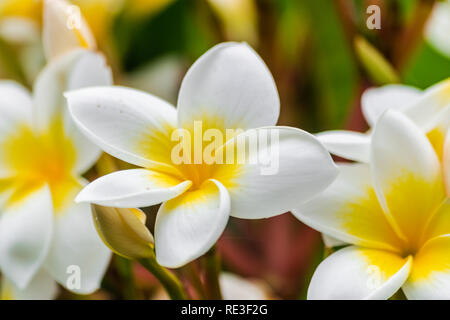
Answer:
184;262;206;299
203;246;223;300
115;256;138;299
138;256;187;300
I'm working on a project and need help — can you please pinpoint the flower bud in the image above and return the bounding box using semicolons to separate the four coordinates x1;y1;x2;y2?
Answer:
92;205;154;260
43;0;96;61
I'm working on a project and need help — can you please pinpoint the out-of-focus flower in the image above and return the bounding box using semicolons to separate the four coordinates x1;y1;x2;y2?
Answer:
219;272;273;300
1;269;58;300
43;0;96;61
425;0;450;58
318;79;450;195
0;49;112;295
0;0;113;296
92;204;154;260
207;0;258;45
125;55;185;105
0;0;42;22
66;42;338;268
0;0;122;46
294;110;449;299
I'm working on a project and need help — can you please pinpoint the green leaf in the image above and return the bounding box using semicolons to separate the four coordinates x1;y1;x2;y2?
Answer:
402;41;450;89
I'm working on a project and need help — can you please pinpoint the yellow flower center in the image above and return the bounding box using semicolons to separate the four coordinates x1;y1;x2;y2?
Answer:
1;120;77;211
138;118;244;191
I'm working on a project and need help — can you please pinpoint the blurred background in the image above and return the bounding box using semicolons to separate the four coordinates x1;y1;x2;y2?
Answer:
0;0;449;299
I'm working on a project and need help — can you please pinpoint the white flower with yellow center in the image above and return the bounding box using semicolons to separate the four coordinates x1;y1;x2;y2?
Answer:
294;110;450;299
0;0;112;300
0;49;112;297
318;79;450;196
66;42;338;268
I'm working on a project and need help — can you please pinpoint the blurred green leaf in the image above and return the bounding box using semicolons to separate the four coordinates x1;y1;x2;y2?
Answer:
113;0;215;72
304;0;359;130
403;41;450;89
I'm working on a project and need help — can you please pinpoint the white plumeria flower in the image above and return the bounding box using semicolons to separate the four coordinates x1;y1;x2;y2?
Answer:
0;48;112;295
318;79;450;195
294;110;450;300
66;42;338;268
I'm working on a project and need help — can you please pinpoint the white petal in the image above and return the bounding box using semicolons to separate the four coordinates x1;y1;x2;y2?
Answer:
0;80;32;135
213;126;338;219
66;86;179;174
371;110;444;242
43;0;96;61
177;42;279;131
33;49;112;174
361;84;421;126
44;200;111;294
316;130;370;163
66;50;113;174
0;184;53;289
307;246;412;300
1;269;58;300
293;164;403;252
76;169;192;208
155;179;230;268
403;79;450;132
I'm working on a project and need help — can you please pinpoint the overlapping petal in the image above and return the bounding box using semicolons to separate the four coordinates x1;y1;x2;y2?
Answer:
177;42;279;132
76;169;192;208
33;49;112;175
0;184;53;289
43;0;96;61
371;110;445;244
293;164;402;251
44;196;111;294
421;199;450;242
66;86;180;175
155;179;230;268
213;127;338;219
403;236;450;299
307;246;412;300
316;131;370;163
403;79;450;132
361;84;421;126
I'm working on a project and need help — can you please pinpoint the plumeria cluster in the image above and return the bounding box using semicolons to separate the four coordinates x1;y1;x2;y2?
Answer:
0;0;449;301
295;80;450;299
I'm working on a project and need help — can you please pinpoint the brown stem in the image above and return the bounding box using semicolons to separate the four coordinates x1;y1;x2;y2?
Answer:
392;0;436;70
203;246;223;299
